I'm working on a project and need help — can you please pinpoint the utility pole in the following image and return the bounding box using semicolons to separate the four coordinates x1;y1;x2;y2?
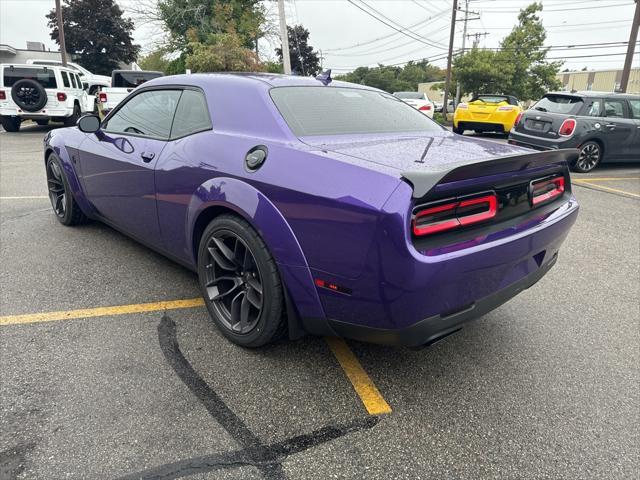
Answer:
278;0;292;74
467;32;489;49
455;0;469;106
442;0;458;118
620;0;639;93
55;0;68;66
319;49;325;70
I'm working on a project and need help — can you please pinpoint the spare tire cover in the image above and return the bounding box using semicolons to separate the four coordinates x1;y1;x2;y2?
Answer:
11;79;48;112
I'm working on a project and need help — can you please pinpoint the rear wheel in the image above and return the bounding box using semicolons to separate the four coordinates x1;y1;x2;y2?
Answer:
573;141;602;173
197;215;285;347
64;103;81;127
35;119;49;126
0;116;21;132
453;126;464;135
46;153;88;226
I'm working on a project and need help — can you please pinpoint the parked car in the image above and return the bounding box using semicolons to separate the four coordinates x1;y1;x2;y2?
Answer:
0;63;96;132
43;73;578;348
393;91;434;118
98;70;163;115
26;59;111;95
453;94;522;135
509;91;640;172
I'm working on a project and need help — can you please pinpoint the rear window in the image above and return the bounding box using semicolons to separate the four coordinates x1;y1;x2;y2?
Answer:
270;86;441;137
2;67;57;88
533;95;583;114
473;95;511;104
112;71;163;88
394;92;423;100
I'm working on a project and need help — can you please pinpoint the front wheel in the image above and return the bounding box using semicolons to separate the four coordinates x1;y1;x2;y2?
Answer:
46;154;88;226
0;116;21;132
572;141;602;173
197;214;285;347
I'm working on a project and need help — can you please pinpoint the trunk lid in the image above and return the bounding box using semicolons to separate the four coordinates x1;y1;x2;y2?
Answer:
514;110;572;140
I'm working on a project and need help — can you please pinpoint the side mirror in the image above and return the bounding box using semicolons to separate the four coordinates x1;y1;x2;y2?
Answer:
77;114;101;133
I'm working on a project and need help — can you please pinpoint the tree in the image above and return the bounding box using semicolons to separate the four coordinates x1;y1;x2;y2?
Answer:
185;31;260;72
47;0;139;75
157;0;266;50
453;2;561;101
276;25;321;76
335;61;445;92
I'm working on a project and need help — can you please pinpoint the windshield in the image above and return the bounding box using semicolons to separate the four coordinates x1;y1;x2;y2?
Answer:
533;95;583;114
2;67;57;88
394;92;423;100
112;71;163;88
271;86;441;137
472;95;510;104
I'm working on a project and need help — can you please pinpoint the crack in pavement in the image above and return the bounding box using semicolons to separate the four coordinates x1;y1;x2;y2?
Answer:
115;314;379;480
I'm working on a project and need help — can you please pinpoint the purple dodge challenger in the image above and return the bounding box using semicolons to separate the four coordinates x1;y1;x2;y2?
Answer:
43;73;579;347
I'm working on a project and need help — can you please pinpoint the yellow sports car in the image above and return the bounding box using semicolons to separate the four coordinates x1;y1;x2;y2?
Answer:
453;94;522;135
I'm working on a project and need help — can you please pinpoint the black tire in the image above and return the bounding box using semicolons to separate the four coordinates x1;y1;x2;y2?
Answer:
46;153;88;226
572;141;602;173
0;116;21;132
197;214;285;347
35;119;49;126
453;126;464;135
11;79;47;112
64;103;81;127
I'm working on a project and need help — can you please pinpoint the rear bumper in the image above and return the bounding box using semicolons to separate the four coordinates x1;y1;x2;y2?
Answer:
508;130;580;151
327;251;557;347
0;107;72;119
455;121;508;132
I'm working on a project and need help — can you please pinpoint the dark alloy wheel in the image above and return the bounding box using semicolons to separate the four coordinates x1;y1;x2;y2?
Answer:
11;79;47;112
198;215;285;347
45;154;88;226
573;141;602;173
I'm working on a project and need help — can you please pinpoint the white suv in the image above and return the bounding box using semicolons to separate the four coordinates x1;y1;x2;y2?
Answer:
0;64;95;132
26;59;111;95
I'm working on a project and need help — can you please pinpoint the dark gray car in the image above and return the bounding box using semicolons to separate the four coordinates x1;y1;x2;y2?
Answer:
508;91;640;172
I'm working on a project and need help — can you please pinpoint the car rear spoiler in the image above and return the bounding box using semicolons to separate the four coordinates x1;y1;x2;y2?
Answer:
401;148;579;198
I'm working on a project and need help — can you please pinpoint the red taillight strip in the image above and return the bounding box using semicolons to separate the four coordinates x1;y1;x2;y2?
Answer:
457;194;498;226
530;176;565;206
0;90;6;100
412;193;498;237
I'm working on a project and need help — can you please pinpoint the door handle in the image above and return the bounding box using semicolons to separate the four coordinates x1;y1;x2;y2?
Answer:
140;151;155;162
605;124;616;129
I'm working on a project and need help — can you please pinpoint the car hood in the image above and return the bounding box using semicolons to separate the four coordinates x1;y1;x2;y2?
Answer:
301;130;531;173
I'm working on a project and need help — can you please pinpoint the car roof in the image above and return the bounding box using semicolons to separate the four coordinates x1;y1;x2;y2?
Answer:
0;63;76;73
545;91;639;99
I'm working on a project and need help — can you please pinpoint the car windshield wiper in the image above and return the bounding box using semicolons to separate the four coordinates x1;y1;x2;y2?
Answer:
534;106;547;112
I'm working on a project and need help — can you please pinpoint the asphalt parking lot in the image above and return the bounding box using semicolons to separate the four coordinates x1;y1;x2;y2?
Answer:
1;123;638;479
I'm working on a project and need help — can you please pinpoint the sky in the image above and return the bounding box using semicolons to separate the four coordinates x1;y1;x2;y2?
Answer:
1;0;638;73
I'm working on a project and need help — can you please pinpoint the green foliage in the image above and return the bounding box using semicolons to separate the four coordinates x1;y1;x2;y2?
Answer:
276;25;321;76
157;0;265;50
138;49;170;72
335;60;445;93
185;31;260;72
46;0;139;75
453;2;561;101
263;61;283;74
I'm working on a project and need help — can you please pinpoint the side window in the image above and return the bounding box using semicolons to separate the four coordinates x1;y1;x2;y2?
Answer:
61;71;70;88
583;99;602;117
628;99;640;119
74;74;82;89
69;72;77;89
603;99;625;118
170;89;212;139
104;89;182;139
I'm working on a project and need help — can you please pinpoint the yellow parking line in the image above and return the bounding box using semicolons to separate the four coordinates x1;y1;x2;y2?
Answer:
325;336;392;415
0;298;205;326
573;180;640;198
0;196;48;199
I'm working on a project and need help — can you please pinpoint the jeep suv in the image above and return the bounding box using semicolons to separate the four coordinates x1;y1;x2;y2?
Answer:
0;64;96;132
26;59;111;95
508;91;640;172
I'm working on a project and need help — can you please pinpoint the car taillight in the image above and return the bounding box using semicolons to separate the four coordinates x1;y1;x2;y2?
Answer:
0;90;5;100
558;118;576;136
56;92;67;101
412;193;498;236
530;176;565;206
419;105;432;111
497;106;514;111
99;92;107;103
514;112;523;126
457;103;468;110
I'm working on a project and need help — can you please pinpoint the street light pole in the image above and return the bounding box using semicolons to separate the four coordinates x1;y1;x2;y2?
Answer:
442;0;458;117
278;0;292;74
620;0;639;93
55;0;68;66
